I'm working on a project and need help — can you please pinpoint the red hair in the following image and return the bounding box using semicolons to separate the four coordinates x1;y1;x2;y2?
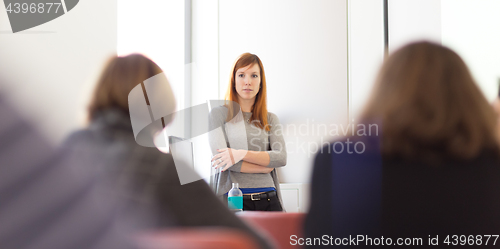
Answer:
225;53;270;131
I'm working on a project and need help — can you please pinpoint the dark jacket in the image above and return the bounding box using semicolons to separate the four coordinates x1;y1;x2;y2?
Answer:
62;109;272;249
0;99;133;249
305;137;500;248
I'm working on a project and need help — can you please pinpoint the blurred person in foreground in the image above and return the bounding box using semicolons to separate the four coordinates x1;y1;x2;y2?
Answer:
61;53;271;249
304;41;500;248
0;92;135;248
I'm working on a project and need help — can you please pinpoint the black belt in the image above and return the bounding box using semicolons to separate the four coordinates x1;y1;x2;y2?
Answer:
243;190;277;201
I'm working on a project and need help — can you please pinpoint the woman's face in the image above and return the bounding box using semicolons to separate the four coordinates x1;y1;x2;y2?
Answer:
235;63;261;103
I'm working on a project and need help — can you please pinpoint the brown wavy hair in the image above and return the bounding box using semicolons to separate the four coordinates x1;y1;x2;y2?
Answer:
88;53;162;121
225;53;269;131
360;41;499;161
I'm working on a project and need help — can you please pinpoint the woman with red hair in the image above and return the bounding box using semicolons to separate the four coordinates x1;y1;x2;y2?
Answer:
209;53;287;211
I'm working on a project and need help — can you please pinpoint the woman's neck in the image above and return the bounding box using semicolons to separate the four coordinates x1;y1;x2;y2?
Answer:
238;98;255;112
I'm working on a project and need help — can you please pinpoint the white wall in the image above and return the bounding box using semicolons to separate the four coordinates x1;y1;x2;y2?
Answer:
192;0;219;104
441;0;500;102
388;0;441;52
0;0;117;144
348;0;385;119
190;0;220;180
118;0;185;111
387;0;500;101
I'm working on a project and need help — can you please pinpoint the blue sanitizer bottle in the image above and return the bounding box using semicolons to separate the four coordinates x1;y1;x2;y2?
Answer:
228;183;243;212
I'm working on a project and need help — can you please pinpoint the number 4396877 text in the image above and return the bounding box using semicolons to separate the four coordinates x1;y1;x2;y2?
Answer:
6;3;62;14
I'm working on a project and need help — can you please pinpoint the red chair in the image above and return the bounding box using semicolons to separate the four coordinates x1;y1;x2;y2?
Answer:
238;212;306;249
136;228;260;249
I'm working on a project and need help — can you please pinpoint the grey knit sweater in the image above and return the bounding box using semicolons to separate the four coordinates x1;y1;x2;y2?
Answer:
208;105;287;203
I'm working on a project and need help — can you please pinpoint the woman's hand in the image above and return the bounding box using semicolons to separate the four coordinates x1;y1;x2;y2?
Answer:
211;148;246;171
